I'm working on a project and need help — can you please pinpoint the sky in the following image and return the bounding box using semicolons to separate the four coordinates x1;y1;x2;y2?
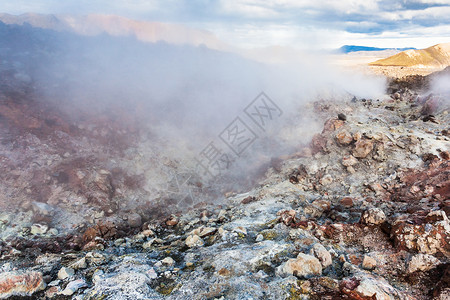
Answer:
1;0;450;49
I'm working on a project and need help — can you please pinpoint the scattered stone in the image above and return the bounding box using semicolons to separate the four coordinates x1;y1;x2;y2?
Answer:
406;254;440;273
439;151;449;160
185;235;204;248
306;200;331;218
342;155;358;167
114;238;125;246
338;113;347;121
161;257;175;266
336;130;353;145
127;213;142;228
57;267;74;280
320;174;333;185
69;257;87;270
0;271;45;299
0;215;10;226
361;208;386;225
146;268;157;279
362;255;377;270
353;139;374;158
45;286;60;298
47;228;58;235
233;227;247;236
241;196;256;204
59;279;87;296
355;276;395;300
141;229;155;237
165;216;179;226
278;210;297;226
310;243;332;268
142;240;154;249
217;268;232;277
340;197;354;208
312;199;331;211
48;280;60;287
323;118;345;132
189;226;217;237
30;224;48;235
277;253;322;278
369;182;385;196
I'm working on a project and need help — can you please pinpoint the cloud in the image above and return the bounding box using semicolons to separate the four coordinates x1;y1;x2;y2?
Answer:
0;0;449;48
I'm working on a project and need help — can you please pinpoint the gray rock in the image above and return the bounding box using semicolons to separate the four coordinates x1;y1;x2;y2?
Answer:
60;279;87;296
69;257;87;270
310;243;332;268
57;267;75;280
30;224;48;235
277;253;322;278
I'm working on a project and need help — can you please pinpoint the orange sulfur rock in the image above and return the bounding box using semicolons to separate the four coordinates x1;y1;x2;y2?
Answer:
0;271;45;299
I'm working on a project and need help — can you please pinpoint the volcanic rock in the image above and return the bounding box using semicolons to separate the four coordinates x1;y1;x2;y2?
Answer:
361;208;386;225
406;254;440;273
0;271;45;299
335;130;353;145
353;139;374;158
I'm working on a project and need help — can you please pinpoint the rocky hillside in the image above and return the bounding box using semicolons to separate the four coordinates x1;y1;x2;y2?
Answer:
370;43;450;68
1;67;450;299
0;21;449;300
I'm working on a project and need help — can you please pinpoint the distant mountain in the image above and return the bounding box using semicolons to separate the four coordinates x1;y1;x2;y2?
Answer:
337;45;415;54
0;13;229;51
370;43;450;67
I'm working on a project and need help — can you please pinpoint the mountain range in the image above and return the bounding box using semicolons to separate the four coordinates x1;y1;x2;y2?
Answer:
337;45;415;54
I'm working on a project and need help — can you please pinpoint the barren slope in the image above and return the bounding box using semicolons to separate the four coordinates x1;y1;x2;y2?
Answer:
370;43;450;68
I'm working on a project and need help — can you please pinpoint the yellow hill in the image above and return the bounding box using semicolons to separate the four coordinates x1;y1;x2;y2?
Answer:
369;43;450;67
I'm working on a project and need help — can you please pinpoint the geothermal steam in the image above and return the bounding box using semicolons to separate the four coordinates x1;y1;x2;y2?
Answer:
19;25;385;204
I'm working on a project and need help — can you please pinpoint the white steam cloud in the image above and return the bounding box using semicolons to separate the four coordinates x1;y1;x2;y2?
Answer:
6;22;386;205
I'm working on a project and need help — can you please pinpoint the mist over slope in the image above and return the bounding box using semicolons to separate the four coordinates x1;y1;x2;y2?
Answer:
0;16;386;213
370;43;450;68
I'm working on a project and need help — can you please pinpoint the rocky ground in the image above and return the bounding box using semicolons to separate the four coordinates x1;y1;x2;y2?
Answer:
1;56;450;299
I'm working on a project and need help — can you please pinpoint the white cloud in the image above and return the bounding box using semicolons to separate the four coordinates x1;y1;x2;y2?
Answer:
1;0;450;49
381;5;450;20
